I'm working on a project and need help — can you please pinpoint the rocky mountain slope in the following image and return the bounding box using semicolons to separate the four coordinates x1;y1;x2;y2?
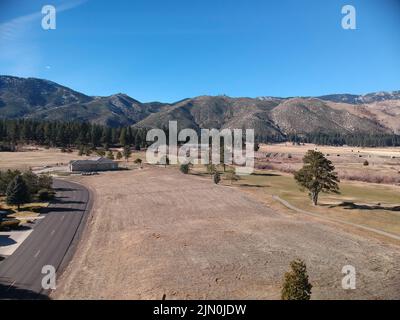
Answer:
1;75;399;138
0;76;169;127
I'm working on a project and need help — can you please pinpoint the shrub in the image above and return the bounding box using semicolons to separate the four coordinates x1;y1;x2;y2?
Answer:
213;172;221;184
180;164;189;174
363;160;369;166
0;219;20;230
281;259;312;300
134;158;143;167
226;171;240;185
206;164;217;176
38;174;53;190
38;189;55;201
107;151;115;160
96;149;106;157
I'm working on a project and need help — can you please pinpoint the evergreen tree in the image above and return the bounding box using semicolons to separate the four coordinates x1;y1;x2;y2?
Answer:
6;175;30;211
0;169;21;195
123;145;132;161
161;155;169;168
119;128;127;146
281;259;312;300
213;172;221;184
294;150;339;206
180;164;189;174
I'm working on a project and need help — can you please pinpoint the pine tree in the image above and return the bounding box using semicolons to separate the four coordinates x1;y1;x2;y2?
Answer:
213;172;221;184
294;150;339;205
123;145;132;161
161;155;169;168
6;175;30;211
180;164;189;174
119;128;127;146
281;259;312;300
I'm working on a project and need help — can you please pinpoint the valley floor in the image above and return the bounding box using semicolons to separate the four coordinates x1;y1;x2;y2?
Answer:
53;166;400;300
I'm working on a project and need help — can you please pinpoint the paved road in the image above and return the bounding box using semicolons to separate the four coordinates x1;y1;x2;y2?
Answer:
0;180;91;299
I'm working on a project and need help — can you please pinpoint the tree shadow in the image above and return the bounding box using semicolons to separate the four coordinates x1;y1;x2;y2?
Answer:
51;199;85;205
39;207;84;214
251;172;282;177
0;209;14;216
328;201;400;212
0;235;17;247
13;225;33;231
0;283;50;300
53;187;77;192
238;183;268;188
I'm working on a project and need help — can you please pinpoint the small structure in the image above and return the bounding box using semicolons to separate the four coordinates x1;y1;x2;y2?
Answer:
69;157;118;172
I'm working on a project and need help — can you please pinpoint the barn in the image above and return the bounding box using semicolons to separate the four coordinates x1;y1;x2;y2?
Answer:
69;157;118;172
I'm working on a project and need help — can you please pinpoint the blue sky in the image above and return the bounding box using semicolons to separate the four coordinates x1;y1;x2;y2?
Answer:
0;0;399;102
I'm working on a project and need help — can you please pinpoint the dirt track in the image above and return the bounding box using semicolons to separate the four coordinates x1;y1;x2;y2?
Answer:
54;167;400;299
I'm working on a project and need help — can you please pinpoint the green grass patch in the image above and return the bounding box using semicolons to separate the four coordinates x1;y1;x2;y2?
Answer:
219;169;400;236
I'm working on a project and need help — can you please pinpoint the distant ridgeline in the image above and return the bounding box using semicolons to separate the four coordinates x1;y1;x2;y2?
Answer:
0;119;399;149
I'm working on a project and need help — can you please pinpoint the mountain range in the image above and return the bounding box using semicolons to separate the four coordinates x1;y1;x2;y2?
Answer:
1;75;399;139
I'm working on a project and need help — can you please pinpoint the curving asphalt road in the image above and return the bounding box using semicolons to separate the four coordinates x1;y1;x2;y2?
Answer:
0;179;91;299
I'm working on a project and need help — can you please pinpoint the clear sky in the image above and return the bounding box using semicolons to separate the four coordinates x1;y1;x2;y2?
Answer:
0;0;399;102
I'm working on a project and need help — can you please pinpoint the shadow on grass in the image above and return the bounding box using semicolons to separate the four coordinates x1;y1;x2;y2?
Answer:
0;283;50;300
328;201;400;212
238;183;268;188
190;172;210;177
251;172;282;177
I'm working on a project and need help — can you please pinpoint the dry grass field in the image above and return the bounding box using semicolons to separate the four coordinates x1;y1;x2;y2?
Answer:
257;143;400;185
0;148;85;171
0;147;146;172
1;148;399;299
53;166;400;300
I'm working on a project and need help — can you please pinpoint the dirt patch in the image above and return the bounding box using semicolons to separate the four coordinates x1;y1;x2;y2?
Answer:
53;166;400;300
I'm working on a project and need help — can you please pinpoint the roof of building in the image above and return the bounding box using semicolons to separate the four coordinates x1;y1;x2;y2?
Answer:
70;157;117;165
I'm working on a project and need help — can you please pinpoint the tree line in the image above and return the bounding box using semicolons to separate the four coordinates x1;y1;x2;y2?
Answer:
0;119;149;150
1;119;400;150
287;132;400;147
